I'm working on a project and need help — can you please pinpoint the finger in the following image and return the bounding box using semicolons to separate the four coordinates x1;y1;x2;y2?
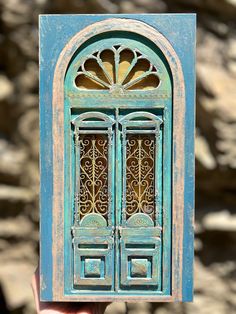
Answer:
31;266;41;313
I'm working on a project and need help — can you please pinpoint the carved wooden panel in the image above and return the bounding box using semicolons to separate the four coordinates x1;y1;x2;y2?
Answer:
40;14;195;302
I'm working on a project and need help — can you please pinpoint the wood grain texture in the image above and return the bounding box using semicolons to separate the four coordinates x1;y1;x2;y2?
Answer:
39;14;195;302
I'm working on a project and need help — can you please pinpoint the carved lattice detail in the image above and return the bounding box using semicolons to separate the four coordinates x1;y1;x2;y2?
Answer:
78;134;109;220
126;134;155;220
75;46;160;92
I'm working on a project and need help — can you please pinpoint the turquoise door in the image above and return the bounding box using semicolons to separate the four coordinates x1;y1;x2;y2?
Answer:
65;33;172;295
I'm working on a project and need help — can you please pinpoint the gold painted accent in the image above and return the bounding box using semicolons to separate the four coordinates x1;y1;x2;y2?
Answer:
126;135;155;220
67;91;170;100
75;46;160;91
78;134;108;220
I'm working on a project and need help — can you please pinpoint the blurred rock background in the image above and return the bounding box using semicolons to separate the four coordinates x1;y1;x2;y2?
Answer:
0;0;235;313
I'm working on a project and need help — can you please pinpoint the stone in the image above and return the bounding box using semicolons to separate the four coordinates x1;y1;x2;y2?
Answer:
185;294;229;314
197;64;236;112
195;132;216;169
197;31;225;65
120;0;166;13
0;139;27;183
182;259;234;313
227;39;236;60
17;109;39;158
0;185;34;203
203;210;236;231
0;242;37;264
0;261;35;310
228;60;236;75
0;75;13;101
226;0;236;6
15;62;38;93
0;216;33;239
197;63;236;169
227;39;236;75
1;0;33;28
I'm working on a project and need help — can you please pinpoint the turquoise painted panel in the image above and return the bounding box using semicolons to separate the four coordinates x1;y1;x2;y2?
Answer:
39;14;195;302
64;32;171;296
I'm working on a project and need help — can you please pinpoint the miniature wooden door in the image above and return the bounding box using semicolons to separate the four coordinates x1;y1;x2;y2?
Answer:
66;37;170;293
40;15;195;302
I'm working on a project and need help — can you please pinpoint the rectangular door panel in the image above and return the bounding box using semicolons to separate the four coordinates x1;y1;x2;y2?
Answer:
72;111;116;290
118;110;163;290
73;228;114;288
120;227;162;288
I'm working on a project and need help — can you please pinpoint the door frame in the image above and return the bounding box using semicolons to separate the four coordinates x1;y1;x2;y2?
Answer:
69;106;170;294
49;18;186;302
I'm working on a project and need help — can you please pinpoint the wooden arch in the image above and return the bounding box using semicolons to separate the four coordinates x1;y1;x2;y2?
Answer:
52;18;185;301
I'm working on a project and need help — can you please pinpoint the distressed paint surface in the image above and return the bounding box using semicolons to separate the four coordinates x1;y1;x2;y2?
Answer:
39;14;195;302
66;34;171;296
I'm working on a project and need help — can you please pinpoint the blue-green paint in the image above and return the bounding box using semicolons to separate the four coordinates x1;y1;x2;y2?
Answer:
39;13;195;301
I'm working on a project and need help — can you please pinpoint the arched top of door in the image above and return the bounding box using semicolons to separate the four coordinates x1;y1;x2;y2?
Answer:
53;18;185;103
64;32;172;99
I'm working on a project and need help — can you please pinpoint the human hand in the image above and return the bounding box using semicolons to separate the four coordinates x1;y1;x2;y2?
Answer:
32;267;109;314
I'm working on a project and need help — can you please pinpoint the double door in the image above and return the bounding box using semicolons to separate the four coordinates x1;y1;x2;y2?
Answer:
71;107;168;292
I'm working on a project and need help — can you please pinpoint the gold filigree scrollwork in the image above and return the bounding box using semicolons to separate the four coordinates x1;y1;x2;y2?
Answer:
78;134;109;220
126;134;155;220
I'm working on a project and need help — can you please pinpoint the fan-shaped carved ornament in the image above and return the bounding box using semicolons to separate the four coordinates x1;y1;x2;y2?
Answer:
75;45;161;93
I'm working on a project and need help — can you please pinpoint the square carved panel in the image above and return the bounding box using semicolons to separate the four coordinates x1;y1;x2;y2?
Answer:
130;258;151;278
73;235;113;287
120;234;161;287
84;258;103;278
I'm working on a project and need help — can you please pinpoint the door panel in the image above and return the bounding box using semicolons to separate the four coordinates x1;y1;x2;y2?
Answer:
66;35;172;294
120;227;161;287
73;228;114;288
118;111;163;289
71;109;164;291
72;112;115;289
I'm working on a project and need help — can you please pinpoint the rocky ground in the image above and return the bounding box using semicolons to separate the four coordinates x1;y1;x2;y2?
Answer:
0;1;235;313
